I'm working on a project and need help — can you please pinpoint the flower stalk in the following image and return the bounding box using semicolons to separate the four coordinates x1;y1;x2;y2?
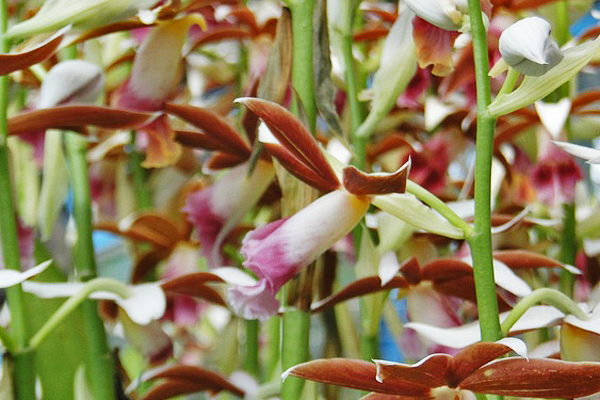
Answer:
465;0;502;342
65;131;117;400
0;0;36;397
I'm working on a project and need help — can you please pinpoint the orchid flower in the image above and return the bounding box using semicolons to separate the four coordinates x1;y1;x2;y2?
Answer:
554;140;600;164
404;0;472;32
284;338;600;399
498;17;564;77
228;98;414;320
113;14;206;168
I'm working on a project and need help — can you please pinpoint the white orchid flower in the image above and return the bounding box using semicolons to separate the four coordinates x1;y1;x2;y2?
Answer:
405;0;471;31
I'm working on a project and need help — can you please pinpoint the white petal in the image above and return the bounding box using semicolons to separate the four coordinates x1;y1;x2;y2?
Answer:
497;337;528;359
535;99;572;139
461;257;532;297
115;284;166;325
38;60;104;108
405;320;482;349
405;0;460;31
425;96;457;130
554;141;600;164
211;267;257;287
378;251;399;286
0;260;52;288
510;305;566;332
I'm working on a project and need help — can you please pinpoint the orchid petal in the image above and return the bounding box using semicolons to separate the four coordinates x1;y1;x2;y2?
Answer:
535;99;572;139
379;252;400;286
0;260;51;288
554;140;600;164
37;60;104;109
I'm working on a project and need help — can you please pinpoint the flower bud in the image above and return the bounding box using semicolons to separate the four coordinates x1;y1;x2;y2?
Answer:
499;17;564;77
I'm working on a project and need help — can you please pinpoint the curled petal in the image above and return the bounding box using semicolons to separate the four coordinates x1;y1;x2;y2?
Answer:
227;279;280;321
38;60;104;108
412;18;460;76
499;17;563;77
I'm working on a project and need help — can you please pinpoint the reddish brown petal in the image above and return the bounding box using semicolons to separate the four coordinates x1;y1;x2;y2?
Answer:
140;114;182;168
399;257;421;285
161;272;227;307
188;26;251;52
343;162;409;195
361;394;421;400
205;152;248;170
131;248;172;283
1;30;64;75
460;358;600;398
311;276;409;314
165;103;251;159
141;380;210;400
571;90;600;112
421;259;473;281
143;365;245;398
449;342;516;386
354;27;390;42
8;106;152;135
264;143;338;193
376;355;451;388
95;213;182;249
71;20;152;46
237;97;340;190
493;250;566;270
288;359;429;396
174;129;225;151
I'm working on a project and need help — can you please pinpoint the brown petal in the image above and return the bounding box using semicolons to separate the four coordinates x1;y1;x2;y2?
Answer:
188;26;251;53
174;129;225;151
571;90;600;112
460;358;600;398
131;248;172;283
205;152;248;170
264;143;338;193
161;272;227;307
165;103;251;159
143;365;245;399
493;250;566;270
96;213;182;249
288;359;429;396
375;355;451;388
343;161;409;195
237;97;340;189
1;30;64;75
8;106;152;135
361;394;420;400
311;276;409;314
141;380;210;400
140;114;182;168
449;342;516;386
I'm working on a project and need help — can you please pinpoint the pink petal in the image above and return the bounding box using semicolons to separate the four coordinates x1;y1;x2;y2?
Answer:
227;279;280;321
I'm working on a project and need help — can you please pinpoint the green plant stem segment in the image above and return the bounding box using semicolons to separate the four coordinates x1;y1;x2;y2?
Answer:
65;132;117;400
245;319;260;379
0;1;37;398
281;308;310;399
129;132;153;211
289;0;316;133
466;0;502;343
280;1;316;398
500;288;588;335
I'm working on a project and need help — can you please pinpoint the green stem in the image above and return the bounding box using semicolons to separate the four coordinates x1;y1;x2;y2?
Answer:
406;181;473;236
266;316;281;380
65;132;117;400
280;1;317;398
129;133;153;211
281;308;310;400
497;67;519;97
0;324;16;352
29;278;132;349
245;319;260;379
559;203;576;296
289;0;316;133
500;288;588;335
0;1;37;397
466;0;502;342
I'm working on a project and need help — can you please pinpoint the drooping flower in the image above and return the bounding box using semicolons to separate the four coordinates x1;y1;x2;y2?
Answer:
498;16;564;77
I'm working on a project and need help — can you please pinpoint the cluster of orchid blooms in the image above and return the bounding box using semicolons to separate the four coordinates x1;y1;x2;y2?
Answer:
4;0;600;398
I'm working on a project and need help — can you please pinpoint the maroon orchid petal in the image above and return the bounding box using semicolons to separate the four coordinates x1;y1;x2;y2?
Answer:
264;143;339;193
188;26;251;52
205;152;249;170
421;259;473;282
237;97;341;189
361;394;418;400
8;105;153;135
141;380;212;400
343;161;410;196
143;365;245;399
311;276;409;313
399;257;421;285
165;103;252;159
161;272;227;307
138;114;182;168
174;129;229;152
287;359;429;396
375;354;451;388
0;29;64;75
448;342;516;386
493;250;567;270
95;213;182;249
460;358;600;398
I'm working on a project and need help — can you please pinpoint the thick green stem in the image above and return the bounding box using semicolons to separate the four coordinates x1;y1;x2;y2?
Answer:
0;1;37;397
245;319;260;379
65;132;117;400
280;1;316;398
466;0;502;342
500;288;588;335
289;0;316;132
266;316;281;380
559;203;577;296
281;308;310;400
